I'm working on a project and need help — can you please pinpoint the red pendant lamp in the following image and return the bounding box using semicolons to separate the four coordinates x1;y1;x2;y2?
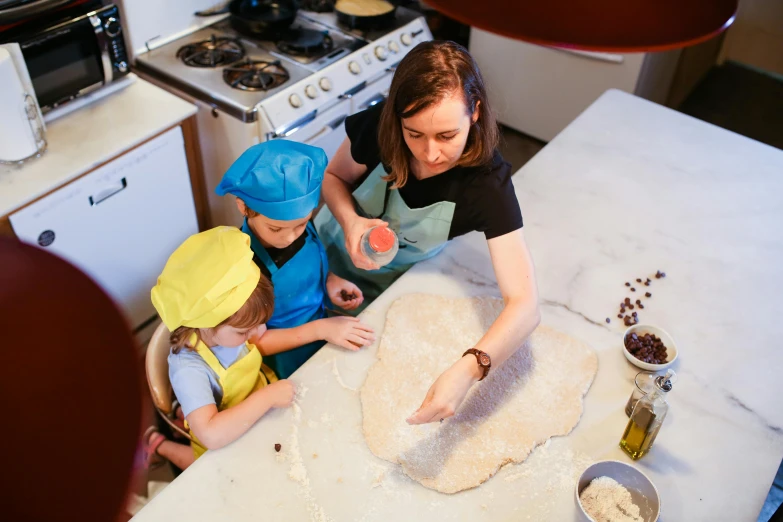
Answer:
424;0;738;52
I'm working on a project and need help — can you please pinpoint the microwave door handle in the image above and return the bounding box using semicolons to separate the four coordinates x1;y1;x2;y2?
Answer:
90;14;113;83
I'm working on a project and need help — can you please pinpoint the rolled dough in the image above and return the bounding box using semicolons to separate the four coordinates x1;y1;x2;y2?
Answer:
360;294;598;493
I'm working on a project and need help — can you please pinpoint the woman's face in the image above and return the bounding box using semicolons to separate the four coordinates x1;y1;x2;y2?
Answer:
401;91;479;178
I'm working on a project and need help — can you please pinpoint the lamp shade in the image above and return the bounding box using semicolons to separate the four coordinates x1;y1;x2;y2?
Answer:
426;0;737;52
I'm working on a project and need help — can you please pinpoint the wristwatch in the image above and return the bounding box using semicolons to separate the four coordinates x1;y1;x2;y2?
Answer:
463;348;491;381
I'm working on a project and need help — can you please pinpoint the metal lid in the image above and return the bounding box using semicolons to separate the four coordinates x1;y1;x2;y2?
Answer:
655;369;676;392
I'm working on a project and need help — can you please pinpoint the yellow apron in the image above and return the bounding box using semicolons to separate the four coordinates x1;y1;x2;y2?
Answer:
186;335;278;458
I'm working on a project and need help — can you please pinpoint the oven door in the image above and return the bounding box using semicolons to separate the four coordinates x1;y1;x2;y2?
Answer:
19;13;107;110
277;98;351;160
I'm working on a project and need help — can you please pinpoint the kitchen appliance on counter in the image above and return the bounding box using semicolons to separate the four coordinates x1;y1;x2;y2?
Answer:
0;43;46;163
0;2;131;117
126;0;431;227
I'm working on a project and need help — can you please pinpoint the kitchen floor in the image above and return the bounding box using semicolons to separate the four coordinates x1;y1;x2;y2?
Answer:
498;125;546;173
678;61;783;151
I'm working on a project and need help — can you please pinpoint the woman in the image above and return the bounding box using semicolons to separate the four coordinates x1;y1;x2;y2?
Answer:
315;41;540;424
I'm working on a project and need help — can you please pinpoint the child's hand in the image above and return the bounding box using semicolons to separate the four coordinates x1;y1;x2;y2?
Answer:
267;379;296;408
326;272;364;311
317;316;375;351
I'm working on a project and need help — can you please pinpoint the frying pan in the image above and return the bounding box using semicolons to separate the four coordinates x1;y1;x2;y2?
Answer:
334;0;398;30
196;0;298;37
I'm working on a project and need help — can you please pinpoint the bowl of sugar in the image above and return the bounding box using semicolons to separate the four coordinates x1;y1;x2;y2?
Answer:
575;460;660;521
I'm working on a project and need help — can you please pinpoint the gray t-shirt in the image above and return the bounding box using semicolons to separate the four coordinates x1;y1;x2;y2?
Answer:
168;343;250;417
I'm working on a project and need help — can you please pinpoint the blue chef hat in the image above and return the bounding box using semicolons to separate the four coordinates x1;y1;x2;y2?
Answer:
216;140;328;221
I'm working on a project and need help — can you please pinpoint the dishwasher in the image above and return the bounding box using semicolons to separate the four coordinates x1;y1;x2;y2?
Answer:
9;127;199;330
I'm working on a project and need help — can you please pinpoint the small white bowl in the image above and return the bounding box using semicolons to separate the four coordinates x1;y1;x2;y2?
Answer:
622;324;678;371
575;460;661;522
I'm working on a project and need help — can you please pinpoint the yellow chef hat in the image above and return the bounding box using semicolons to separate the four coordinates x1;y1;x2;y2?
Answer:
151;226;260;331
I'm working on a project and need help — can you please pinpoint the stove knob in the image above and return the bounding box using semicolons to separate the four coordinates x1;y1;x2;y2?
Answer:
305;84;318;99
289;93;303;108
388;41;400;54
374;45;388;61
117;61;128;73
362;53;372;65
400;33;413;46
319;77;332;91
348;61;362;75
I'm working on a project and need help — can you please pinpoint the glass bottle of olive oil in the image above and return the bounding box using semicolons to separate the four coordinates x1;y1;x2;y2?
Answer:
620;369;676;460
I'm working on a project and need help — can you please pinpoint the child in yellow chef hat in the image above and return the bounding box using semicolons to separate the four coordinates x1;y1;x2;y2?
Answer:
144;226;295;469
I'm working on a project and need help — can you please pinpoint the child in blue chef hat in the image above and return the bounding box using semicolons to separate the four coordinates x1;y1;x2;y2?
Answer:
216;140;374;379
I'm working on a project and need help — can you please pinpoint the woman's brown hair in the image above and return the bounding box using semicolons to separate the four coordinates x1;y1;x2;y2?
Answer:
169;274;275;353
378;40;499;188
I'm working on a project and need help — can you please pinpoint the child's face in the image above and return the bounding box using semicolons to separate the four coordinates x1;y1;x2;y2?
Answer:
237;199;312;249
203;323;266;348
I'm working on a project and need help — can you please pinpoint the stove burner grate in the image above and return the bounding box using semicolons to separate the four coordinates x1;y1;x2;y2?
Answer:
223;59;290;91
276;28;334;57
177;35;246;68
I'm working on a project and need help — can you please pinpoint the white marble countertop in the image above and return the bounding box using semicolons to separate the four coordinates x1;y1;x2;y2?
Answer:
0;77;196;218
132;89;783;521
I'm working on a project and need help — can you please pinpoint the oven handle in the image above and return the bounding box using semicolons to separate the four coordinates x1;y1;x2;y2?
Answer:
358;93;386;112
90;13;113;84
303;114;348;144
271;110;318;139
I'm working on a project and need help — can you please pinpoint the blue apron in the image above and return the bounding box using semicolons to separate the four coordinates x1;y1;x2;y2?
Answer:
315;163;456;314
243;220;328;378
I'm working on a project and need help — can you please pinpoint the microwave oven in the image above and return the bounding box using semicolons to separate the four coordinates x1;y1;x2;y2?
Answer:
7;3;130;113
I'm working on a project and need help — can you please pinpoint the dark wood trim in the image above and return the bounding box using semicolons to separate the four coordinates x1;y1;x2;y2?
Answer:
0;215;16;238
181;116;210;231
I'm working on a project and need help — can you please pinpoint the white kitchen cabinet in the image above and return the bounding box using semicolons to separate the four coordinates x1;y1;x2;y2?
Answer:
9;127;199;329
469;28;681;142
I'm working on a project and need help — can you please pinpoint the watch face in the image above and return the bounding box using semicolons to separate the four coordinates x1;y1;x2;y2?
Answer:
479;354;490;366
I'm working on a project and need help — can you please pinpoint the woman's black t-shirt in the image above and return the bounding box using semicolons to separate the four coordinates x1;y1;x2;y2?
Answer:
344;102;523;240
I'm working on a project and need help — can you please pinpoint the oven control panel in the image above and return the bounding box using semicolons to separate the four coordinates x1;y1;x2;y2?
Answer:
261;16;432;135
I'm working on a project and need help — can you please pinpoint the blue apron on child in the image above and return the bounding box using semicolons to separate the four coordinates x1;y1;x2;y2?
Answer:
243;220;328;378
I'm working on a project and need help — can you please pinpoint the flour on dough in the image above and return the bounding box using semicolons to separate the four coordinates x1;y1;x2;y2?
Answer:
360;294;598;493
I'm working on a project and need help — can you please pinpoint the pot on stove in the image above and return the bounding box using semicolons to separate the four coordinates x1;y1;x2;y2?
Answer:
195;0;298;38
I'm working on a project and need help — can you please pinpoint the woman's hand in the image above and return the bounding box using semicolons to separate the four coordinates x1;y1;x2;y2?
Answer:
406;355;483;424
317;316;375;351
345;216;389;270
266;379;296;408
326;272;364;311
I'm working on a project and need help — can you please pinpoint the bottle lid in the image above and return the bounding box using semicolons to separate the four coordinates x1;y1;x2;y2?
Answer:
655;369;676;392
368;227;396;253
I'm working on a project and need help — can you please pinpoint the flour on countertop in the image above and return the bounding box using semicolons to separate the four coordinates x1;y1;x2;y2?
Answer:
332;357;358;392
283;384;332;522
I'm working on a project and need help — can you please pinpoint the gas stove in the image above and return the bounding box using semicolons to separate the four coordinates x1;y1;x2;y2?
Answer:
135;12;367;121
127;3;431;226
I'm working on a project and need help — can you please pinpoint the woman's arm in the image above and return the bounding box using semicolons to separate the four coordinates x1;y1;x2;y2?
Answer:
186;379;295;450
406;229;541;424
322;138;389;270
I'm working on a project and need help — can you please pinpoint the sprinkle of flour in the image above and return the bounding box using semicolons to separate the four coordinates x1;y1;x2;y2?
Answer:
332;358;358;392
283;384;332;522
579;476;643;522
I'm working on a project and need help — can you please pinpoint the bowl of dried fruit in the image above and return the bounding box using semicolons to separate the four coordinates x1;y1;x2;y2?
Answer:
623;324;678;371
